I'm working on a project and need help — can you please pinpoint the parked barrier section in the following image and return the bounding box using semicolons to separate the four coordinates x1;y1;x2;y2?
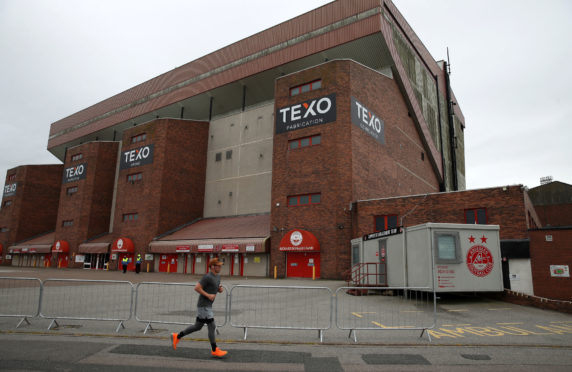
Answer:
336;287;436;342
134;282;228;334
39;279;133;332
229;285;332;342
0;277;42;328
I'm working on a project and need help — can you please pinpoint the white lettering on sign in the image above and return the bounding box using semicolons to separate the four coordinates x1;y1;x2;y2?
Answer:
124;146;151;163
354;101;383;134
350;96;385;144
4;183;17;195
276;94;337;134
120;144;154;169
63;163;88;183
279;96;332;123
65;164;85;178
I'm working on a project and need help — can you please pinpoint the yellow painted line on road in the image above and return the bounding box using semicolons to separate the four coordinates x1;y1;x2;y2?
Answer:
550;321;572;324
351;312;363;318
447;309;468;312
488;308;512;311
351;312;377;318
371;321;414;329
442;324;472;327
496;323;523;325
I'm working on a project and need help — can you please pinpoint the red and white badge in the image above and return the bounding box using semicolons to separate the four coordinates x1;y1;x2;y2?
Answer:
466;245;494;277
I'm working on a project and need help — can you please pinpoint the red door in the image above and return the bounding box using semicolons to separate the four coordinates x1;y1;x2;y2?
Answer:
159;254;178;273
286;252;320;278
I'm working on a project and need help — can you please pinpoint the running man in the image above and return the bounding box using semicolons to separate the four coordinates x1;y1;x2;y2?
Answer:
171;257;227;358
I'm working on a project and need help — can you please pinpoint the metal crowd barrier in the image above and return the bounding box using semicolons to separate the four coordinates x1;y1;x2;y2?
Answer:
39;279;134;332
335;286;437;342
134;282;228;334
0;277;42;328
1;277;439;343
229;285;333;342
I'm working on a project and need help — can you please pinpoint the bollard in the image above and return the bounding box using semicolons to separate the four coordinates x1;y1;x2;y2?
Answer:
274;265;277;279
312;265;315;280
146;262;149;273
167;263;170;273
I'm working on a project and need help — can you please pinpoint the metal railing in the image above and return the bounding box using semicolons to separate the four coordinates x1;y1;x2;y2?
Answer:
336;286;436;342
0;277;438;343
134;282;228;334
39;279;134;332
0;277;42;328
229;285;333;342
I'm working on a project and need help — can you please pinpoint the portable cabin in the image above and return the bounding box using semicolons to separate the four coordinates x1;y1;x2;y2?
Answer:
350;223;504;292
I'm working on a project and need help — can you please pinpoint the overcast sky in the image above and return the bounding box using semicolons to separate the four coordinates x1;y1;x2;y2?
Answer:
1;0;571;192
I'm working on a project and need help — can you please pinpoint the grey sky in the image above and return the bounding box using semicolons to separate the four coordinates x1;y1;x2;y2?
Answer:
1;0;571;192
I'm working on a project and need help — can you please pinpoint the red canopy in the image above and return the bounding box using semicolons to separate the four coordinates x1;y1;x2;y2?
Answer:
279;229;320;252
112;237;134;253
52;240;69;253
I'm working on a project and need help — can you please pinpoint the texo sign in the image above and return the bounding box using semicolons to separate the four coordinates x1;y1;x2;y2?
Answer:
63;163;88;183
351;96;385;144
3;183;17;197
120;144;154;169
275;94;336;134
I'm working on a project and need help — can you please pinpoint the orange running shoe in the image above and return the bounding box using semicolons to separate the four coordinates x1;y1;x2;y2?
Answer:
171;333;180;350
211;347;228;358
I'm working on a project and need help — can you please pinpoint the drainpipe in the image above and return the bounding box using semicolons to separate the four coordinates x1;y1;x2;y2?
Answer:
444;49;458;190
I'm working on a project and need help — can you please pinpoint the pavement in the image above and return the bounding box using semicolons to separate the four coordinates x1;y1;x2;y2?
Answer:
1;267;572;370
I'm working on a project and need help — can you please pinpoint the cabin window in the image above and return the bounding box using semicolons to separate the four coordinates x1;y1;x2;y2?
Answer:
434;232;461;263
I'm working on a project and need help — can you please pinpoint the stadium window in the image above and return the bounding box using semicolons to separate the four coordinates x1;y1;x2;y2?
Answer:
3;200;12;207
215;152;222;162
127;173;143;183
288;134;321;150
71;153;83;162
226;150;233;159
289;79;322;96
66;186;78;195
465;208;487;224
287;193;321;207
131;133;147;144
62;220;74;227
122;213;139;222
7;174;16;181
374;215;398;232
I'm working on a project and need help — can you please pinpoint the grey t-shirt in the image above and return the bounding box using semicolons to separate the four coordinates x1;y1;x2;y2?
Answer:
197;271;221;308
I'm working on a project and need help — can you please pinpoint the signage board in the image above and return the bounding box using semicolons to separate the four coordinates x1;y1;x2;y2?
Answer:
120;144;154;169
275;94;336;134
351;96;385;144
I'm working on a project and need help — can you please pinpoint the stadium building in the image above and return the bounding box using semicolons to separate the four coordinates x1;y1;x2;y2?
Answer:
2;0;467;279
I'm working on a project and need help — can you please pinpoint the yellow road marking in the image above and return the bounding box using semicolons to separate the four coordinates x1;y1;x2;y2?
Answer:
442;324;472;327
488;308;512;311
497;322;523;325
351;312;362;318
447;309;468;312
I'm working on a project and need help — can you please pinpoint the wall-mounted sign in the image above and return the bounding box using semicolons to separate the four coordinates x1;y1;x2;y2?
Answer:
351;96;385;144
363;227;402;241
63;163;88;183
550;265;570;277
222;244;239;252
3;182;17;197
176;246;190;253
198;244;214;252
276;93;336;134
279;229;320;252
120;144;154;169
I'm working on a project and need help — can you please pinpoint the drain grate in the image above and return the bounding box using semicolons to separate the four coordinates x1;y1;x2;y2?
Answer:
363;354;431;365
461;354;491;361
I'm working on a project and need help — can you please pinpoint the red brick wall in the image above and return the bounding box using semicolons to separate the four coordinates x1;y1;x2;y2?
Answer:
55;142;118;267
354;186;533;240
271;60;441;279
529;229;572;301
113;119;208;267
0;165;62;259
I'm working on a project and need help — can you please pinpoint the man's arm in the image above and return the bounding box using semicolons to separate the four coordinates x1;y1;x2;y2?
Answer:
195;282;215;301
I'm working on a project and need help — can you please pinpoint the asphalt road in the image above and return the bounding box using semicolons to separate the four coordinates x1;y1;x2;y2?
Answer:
1;267;571;370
